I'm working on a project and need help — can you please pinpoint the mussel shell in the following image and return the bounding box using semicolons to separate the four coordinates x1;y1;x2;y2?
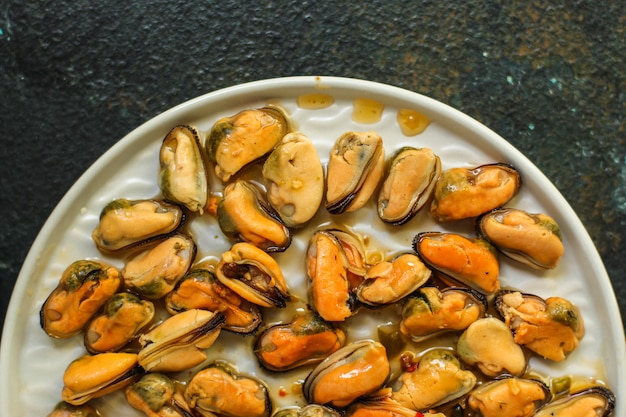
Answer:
216;242;291;308
84;292;155;354
391;349;476;411
253;311;346;372
377;146;441;225
91;198;184;252
325;131;385;214
206;106;290;182
399;286;487;342
165;268;263;334
303;340;390;408
122;233;197;300
477;207;564;270
262;131;325;228
41;259;121;339
494;289;585;362
534;386;615;417
159;124;209;213
466;376;551;417
413;231;500;295
185;361;272;417
217;179;292;252
61;352;143;405
138;309;226;372
430;163;521;222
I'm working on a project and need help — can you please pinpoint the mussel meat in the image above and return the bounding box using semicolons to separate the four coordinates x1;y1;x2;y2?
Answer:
430;163;521;222
61;352;143;405
158;124;209;213
206;106;290;182
262;131;325;228
185;361;272;417
254;311;346;372
122;233;196;299
534;385;615;417
166;267;262;334
325;131;385;214
377;146;441;225
399;286;486;342
456;317;527;377
413;232;500;294
216;242;291;308
41;259;121;339
46;401;101;417
495;290;585;361
391;349;476;411
303;340;390;408
91;198;184;252
84;292;155;354
477;207;564;270
356;253;431;307
138;309;225;372
466;376;551;417
126;372;192;417
217;179;292;252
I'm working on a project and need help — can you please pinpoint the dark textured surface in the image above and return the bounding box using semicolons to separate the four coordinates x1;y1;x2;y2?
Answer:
1;1;624;336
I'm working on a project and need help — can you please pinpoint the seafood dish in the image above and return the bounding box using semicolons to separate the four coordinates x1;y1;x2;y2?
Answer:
1;77;623;417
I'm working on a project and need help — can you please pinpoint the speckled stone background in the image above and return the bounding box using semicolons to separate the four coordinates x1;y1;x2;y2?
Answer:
1;1;624;337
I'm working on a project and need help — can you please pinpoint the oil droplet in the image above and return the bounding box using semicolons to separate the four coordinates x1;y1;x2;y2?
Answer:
352;98;384;124
397;108;431;136
297;93;334;109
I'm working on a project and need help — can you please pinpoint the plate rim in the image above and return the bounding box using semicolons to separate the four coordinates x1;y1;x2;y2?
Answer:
2;75;623;414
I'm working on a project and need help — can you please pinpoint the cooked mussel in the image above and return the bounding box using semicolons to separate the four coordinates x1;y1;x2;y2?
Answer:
413;232;500;294
217;179;292;252
495;290;585;361
126;373;192;417
254;311;346;372
273;404;342;417
477;207;564;270
534;385;615;417
91;198;184;252
457;317;527;377
41;259;121;339
306;230;363;321
356;253;431;307
325;131;385;214
377;146;441;225
61;352;143;405
185;361;272;417
430;163;521;222
84;292;155;354
137;309;225;372
122;233;196;299
47;401;101;417
262;131;324;228
159;124;209;213
206;105;290;182
399;286;486;342
391;349;476;411
466;376;551;417
216;242;291;308
303;340;390;408
347;391;446;417
165;267;262;334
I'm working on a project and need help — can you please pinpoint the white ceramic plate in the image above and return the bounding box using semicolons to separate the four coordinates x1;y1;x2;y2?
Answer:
1;76;623;416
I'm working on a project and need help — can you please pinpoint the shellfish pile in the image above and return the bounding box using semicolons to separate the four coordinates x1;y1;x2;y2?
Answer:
40;103;615;417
